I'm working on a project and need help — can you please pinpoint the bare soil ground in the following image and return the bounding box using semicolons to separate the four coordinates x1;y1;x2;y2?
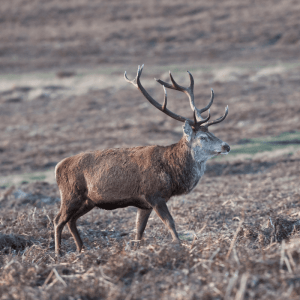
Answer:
1;0;300;299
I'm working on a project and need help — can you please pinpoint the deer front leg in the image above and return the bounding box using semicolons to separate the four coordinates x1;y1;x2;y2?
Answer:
152;199;180;243
135;208;152;240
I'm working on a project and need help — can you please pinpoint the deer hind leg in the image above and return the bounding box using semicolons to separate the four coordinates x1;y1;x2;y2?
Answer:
54;210;71;257
135;208;152;240
67;200;95;253
152;199;180;243
54;196;84;256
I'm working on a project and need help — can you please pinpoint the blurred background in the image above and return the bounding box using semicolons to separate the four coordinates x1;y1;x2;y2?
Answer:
0;0;300;183
1;0;300;70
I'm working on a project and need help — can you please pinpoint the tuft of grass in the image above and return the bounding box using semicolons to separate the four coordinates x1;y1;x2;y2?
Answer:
28;175;46;181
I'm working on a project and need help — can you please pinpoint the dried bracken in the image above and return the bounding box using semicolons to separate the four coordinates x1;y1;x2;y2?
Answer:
1;156;300;299
0;233;31;251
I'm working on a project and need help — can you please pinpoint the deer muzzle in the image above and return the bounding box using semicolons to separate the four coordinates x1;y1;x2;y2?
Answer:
221;143;230;154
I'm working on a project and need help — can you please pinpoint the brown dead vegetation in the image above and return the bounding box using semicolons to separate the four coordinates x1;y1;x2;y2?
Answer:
1;158;300;299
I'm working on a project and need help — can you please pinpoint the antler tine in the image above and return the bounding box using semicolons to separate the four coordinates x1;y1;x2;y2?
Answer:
187;71;194;90
125;65;193;125
155;71;185;92
156;71;189;93
124;64;144;88
206;106;229;127
156;70;212;122
169;72;188;92
193;109;211;127
198;89;214;115
162;85;167;111
196;109;211;126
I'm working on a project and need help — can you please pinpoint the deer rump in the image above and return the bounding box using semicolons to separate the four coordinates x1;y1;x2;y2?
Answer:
55;139;197;211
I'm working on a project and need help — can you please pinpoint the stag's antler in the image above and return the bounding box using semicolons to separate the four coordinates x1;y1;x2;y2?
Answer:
124;65;229;129
125;65;207;127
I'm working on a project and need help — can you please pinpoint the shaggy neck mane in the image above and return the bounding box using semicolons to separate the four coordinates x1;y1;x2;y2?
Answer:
163;136;204;196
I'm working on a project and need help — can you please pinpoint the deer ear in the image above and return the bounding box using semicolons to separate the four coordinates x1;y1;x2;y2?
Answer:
183;121;193;142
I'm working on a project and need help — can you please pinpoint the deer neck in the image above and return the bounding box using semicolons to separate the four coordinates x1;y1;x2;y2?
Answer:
188;138;209;191
176;136;209;167
165;137;207;195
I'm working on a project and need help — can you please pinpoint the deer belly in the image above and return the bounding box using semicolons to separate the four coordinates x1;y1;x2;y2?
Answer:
85;171;152;209
95;197;151;210
87;187;151;210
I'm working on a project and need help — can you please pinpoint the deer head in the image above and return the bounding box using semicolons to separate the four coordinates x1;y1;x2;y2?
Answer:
124;65;230;162
182;121;230;164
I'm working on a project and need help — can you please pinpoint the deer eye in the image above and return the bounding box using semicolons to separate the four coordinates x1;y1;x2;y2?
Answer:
201;136;207;141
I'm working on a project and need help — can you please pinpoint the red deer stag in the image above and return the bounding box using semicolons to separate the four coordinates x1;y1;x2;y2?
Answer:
54;65;230;256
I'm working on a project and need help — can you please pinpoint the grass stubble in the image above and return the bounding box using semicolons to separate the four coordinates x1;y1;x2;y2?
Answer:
1;156;300;299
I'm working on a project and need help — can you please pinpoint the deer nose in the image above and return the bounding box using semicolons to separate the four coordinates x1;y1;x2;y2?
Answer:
222;143;230;153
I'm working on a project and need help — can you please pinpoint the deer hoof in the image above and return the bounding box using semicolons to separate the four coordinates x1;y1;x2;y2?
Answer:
55;250;62;257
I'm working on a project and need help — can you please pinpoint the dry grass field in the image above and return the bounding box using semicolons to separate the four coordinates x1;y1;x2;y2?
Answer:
1;0;300;299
